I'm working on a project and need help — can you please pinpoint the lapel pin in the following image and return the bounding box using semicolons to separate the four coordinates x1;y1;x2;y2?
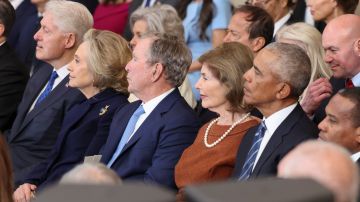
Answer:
99;105;109;116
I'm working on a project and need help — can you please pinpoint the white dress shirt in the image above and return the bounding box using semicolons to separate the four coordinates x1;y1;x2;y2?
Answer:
352;152;360;163
126;88;175;143
29;65;69;112
252;103;298;170
351;72;360;87
10;0;24;9
273;12;291;37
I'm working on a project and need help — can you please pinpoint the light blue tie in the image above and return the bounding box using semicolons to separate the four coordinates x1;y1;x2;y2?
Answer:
238;121;267;180
107;105;145;168
35;71;58;107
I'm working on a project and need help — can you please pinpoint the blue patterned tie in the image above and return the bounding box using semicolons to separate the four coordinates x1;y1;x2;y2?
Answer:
107;105;145;167
238;121;267;180
35;71;58;107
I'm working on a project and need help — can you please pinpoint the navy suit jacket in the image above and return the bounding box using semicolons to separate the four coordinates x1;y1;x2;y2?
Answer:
313;77;345;124
5;64;85;182
100;89;199;189
0;42;28;132
8;0;39;70
19;88;128;188
232;104;318;178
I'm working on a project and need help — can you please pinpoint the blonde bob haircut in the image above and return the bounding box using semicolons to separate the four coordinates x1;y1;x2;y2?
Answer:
198;42;254;113
83;29;131;95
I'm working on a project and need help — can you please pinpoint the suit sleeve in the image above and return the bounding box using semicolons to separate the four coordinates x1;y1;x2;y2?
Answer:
143;117;198;189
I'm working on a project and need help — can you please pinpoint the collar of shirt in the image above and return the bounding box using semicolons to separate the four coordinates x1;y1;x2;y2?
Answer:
141;0;156;7
0;41;5;47
126;88;175;143
351;71;360;87
273;12;291;37
351;151;360;162
54;64;70;87
253;102;298;170
142;88;175;115
10;0;24;9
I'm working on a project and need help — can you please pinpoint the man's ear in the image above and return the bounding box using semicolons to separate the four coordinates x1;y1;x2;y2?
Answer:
355;126;360;144
64;33;76;49
251;37;266;53
151;63;164;82
353;38;360;57
0;24;5;38
276;82;291;100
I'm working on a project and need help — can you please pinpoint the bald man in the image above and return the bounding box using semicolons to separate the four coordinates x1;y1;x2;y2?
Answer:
301;14;360;123
278;140;359;202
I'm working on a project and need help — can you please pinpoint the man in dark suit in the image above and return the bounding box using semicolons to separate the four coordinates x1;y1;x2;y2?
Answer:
4;1;93;187
232;42;318;180
100;34;199;189
0;0;29;132
7;0;39;72
278;140;359;202
250;0;300;40
318;87;360;166
301;14;360;124
123;0;180;40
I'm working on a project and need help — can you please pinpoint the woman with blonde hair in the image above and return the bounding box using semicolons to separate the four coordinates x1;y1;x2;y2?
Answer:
14;29;131;202
175;42;259;200
276;22;332;100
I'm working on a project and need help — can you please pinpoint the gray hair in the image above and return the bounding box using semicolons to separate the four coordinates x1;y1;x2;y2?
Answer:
130;4;184;40
45;0;93;46
265;42;311;98
60;163;121;185
144;33;192;87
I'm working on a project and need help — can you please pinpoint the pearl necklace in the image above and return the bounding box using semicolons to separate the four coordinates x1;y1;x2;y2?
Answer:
204;113;251;148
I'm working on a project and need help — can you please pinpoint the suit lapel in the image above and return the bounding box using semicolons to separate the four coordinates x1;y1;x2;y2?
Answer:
118;89;180;157
9;65;51;138
252;105;302;175
101;102;140;163
16;76;72;136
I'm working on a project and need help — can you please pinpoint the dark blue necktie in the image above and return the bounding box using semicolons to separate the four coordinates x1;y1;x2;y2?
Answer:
144;0;151;7
107;105;145;167
35;71;58;107
239;121;267;180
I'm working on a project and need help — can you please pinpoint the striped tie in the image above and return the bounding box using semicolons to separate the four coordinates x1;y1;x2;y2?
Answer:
238;121;266;180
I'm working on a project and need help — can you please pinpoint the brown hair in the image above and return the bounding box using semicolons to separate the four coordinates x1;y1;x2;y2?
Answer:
198;42;254;113
0;135;13;202
336;0;359;13
83;29;131;95
178;0;213;40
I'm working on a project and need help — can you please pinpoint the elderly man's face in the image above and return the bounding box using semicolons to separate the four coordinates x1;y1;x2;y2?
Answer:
243;49;282;114
322;25;360;79
125;38;155;98
318;94;360;153
34;12;70;67
130;20;148;49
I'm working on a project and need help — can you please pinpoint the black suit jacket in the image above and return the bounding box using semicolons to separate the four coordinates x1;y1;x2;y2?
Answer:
0;42;28;132
5;64;85;182
122;0;180;40
71;0;98;14
233;104;318;178
313;77;345;124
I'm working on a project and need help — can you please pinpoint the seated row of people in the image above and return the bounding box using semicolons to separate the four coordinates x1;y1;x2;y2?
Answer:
0;1;357;202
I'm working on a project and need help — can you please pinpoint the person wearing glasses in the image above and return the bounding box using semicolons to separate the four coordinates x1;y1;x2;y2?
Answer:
223;5;274;55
